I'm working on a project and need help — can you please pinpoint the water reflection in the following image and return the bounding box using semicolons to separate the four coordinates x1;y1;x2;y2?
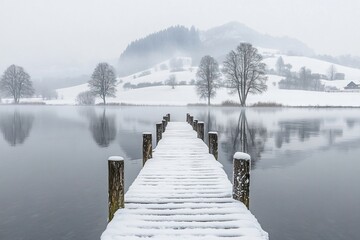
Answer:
80;108;117;147
220;110;267;167
276;119;321;144
0;111;34;146
196;109;218;135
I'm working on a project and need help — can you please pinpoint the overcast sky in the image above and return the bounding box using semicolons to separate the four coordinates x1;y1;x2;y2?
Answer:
1;0;359;78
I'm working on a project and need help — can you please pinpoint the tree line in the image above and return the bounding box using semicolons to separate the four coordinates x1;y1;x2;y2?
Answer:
274;56;345;91
195;43;267;106
1;42;268;106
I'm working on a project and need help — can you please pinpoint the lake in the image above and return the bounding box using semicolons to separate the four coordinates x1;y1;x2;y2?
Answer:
0;106;359;240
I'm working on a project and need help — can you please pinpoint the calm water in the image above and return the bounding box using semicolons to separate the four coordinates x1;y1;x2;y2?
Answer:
0;106;359;240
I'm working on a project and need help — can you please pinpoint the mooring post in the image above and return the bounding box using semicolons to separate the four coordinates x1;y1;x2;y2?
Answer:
186;113;190;123
208;132;218;160
162;119;166;132
233;152;251;209
197;121;204;140
108;156;124;222
163;116;168;127
167;113;170;122
189;116;193;126
142;132;152;165
156;123;163;145
194;119;198;131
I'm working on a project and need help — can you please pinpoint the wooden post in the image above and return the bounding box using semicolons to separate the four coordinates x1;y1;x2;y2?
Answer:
186;113;190;123
233;152;251;209
163;116;168;127
167;113;170;122
156;123;163;145
189;116;193;126
194;119;198;131
108;156;124;222
143;132;152;165
162;119;166;132
208;132;218;160
197;121;204;140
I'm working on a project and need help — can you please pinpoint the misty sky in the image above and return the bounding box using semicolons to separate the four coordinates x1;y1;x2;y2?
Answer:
1;0;359;79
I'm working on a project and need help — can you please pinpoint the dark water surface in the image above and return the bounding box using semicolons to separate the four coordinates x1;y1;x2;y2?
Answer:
0;106;359;240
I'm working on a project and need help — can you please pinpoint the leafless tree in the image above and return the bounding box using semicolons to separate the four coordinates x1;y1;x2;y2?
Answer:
0;65;34;104
76;91;95;105
327;64;337;80
299;66;312;90
88;63;117;105
195;55;220;105
275;56;285;76
165;74;177;89
223;43;268;107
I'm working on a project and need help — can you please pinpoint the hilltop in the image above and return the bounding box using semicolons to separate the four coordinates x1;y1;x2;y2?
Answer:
47;51;360;107
117;22;314;76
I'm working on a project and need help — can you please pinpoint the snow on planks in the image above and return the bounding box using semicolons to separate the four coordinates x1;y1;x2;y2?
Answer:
101;122;268;240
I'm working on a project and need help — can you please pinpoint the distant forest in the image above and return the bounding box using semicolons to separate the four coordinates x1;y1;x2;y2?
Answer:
117;23;360;77
118;26;201;76
314;54;360;69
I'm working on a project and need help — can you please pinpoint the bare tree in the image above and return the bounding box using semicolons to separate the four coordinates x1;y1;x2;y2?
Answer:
299;66;312;90
275;56;285;76
223;43;268;107
165;74;177;89
195;55;220;105
0;65;34;104
76;91;95;105
327;64;337;80
88;63;117;105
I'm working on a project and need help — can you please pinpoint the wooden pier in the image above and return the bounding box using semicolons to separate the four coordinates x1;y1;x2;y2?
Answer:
102;114;268;240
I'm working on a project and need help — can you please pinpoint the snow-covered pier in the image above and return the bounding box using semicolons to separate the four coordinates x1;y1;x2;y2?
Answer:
101;115;268;240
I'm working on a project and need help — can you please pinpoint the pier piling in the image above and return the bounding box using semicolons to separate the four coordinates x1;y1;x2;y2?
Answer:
208;132;218;160
156;123;163;145
233;152;251;209
142;132;152;165
108;156;124;222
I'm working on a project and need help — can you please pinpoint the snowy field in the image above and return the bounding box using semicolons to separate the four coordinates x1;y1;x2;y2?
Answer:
3;54;360;107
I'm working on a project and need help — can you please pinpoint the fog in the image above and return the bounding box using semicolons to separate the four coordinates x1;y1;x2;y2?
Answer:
1;0;359;79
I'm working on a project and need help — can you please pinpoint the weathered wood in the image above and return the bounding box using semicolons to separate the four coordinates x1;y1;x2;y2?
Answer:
197;121;204;140
102;123;268;240
167;113;170;122
156;123;162;145
162;119;166;132
142;132;152;165
189;115;193;126
163;116;169;128
194;119;198;131
108;156;124;222
233;152;251;209
208;131;218;160
186;113;190;123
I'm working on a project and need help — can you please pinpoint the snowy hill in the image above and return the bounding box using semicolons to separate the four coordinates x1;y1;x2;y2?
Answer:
117;22;313;76
264;55;360;80
47;55;360;107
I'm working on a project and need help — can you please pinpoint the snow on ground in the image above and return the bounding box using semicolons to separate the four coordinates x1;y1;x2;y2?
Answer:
47;72;360;106
263;55;360;80
101;122;268;240
4;55;360;106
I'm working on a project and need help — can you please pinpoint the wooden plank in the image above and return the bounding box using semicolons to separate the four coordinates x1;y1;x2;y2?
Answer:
101;122;268;240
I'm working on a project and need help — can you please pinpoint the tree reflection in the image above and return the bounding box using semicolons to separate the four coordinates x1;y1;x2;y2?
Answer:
82;108;116;147
275;119;321;148
221;109;267;167
0;111;34;146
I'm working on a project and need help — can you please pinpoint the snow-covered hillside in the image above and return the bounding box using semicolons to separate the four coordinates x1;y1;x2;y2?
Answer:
263;55;360;80
45;55;360;107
